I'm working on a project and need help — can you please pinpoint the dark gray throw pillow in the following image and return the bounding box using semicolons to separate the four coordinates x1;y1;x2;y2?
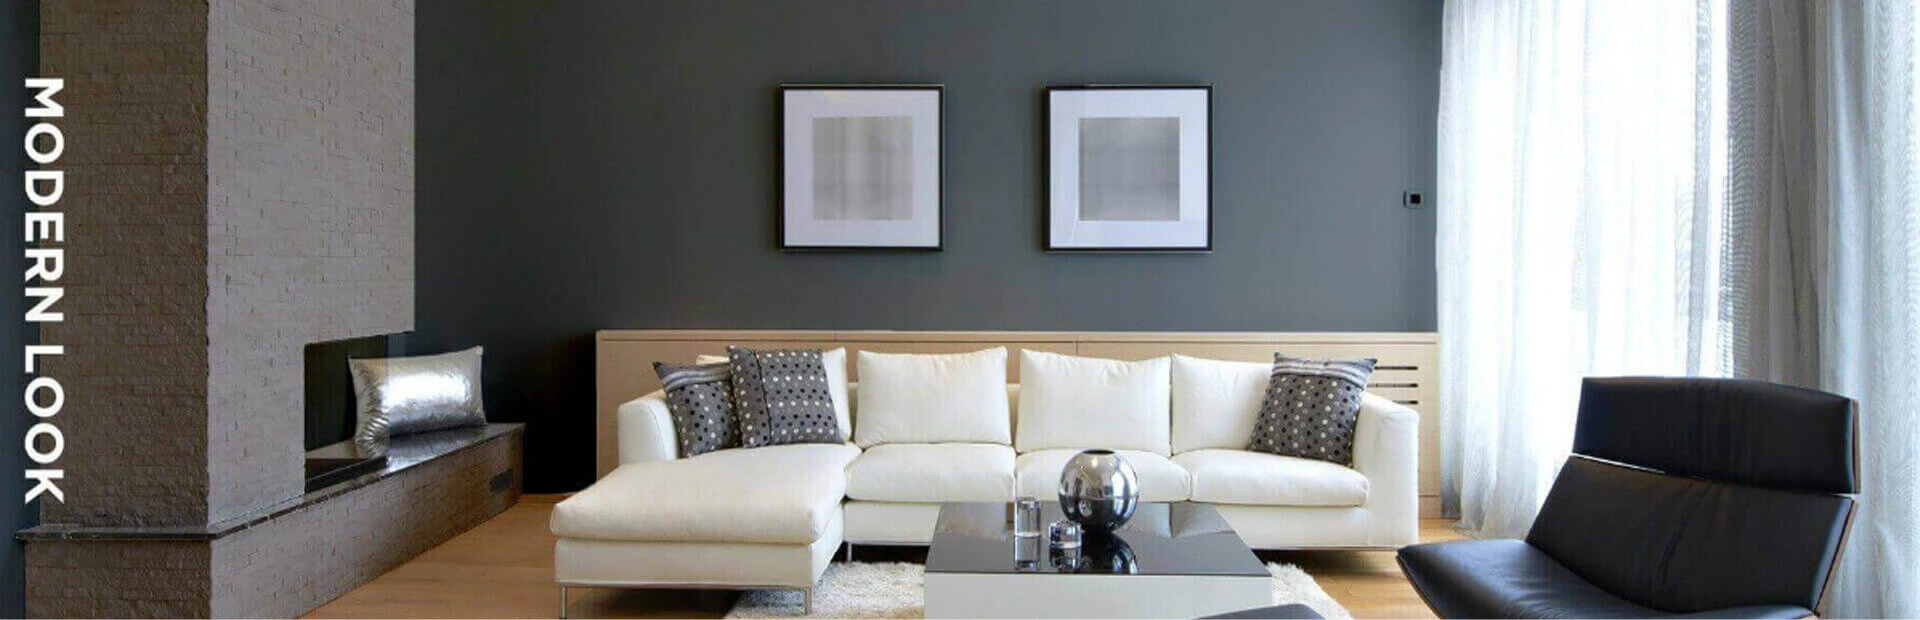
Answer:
652;361;741;458
727;347;841;448
1249;355;1377;466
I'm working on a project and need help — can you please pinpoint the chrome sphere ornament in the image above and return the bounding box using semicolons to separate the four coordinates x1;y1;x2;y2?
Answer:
1057;449;1139;532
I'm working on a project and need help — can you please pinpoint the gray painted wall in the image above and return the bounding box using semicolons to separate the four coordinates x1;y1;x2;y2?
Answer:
416;0;1441;491
4;1;36;614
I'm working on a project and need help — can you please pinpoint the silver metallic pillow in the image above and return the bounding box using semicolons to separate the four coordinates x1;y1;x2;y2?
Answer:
350;346;486;451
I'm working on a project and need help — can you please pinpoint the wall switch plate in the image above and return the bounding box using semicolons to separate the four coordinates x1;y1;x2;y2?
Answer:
1402;191;1425;209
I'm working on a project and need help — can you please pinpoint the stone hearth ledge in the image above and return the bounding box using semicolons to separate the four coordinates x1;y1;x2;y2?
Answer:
16;423;524;542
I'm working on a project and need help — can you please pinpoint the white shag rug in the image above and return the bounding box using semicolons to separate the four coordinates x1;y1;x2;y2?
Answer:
726;561;1351;619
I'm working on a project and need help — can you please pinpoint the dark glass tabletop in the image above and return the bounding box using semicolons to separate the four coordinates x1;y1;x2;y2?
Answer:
925;502;1270;577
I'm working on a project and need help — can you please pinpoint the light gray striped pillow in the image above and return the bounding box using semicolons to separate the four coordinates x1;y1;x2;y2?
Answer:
653;361;740;457
1249;355;1377;465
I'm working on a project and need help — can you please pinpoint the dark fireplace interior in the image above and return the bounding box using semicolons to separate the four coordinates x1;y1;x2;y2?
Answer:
302;332;409;491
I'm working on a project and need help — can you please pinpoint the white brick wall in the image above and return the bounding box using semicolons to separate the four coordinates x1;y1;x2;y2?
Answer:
204;0;416;521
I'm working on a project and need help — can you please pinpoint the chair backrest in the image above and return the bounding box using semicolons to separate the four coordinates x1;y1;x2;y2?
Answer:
1525;377;1858;614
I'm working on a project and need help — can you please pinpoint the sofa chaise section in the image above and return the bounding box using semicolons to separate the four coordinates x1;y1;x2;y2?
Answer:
550;441;858;613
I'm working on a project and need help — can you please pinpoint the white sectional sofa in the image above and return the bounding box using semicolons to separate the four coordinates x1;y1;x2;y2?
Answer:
552;348;1418;612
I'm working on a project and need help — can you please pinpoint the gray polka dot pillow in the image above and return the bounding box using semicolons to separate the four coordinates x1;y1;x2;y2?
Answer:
652;361;741;458
727;347;842;448
1249;355;1377;466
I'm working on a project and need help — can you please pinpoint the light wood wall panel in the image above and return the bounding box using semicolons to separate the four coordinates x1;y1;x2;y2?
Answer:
597;330;1441;515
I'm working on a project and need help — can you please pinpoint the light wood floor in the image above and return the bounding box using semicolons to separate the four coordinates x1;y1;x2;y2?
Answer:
306;495;1463;619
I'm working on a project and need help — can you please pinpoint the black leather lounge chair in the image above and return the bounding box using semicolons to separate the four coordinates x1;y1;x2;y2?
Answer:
1398;377;1858;618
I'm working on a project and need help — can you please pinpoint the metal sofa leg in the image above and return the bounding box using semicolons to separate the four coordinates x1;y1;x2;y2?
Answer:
843;543;853;562
558;585;569;619
804;587;813;615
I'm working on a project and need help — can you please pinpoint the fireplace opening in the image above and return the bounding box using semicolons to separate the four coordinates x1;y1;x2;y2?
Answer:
301;333;409;492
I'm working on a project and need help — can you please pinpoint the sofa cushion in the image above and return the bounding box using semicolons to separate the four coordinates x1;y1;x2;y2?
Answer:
1016;350;1172;455
1249;355;1376;465
1174;449;1368;507
728;347;842;448
651;361;741;458
847;443;1015;502
1014;448;1192;502
854;348;1011;447
550;442;859;545
1171;355;1270;453
699;347;850;441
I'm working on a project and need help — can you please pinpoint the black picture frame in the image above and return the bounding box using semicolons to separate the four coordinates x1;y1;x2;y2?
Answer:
1044;84;1214;253
777;84;945;251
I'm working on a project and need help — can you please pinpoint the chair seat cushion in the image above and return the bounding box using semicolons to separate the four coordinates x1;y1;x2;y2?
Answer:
551;443;860;545
1397;539;1814;619
1174;449;1368;507
847;443;1015;502
1014;449;1192;502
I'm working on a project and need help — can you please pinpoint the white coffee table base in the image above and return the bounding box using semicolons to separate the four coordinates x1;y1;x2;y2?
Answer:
924;571;1273;619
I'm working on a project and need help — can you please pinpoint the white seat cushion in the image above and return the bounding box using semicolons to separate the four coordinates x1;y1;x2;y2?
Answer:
854;348;1011;446
1014;449;1192;502
847;443;1015;502
1171;355;1270;452
551;443;859;544
1173;449;1368;507
1015;351;1173;455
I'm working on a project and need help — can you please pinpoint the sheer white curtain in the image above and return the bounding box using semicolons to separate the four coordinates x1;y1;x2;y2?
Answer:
1441;0;1920;614
1437;0;1726;537
1807;2;1920;615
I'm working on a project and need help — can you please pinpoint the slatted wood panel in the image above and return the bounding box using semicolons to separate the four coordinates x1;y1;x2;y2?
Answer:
596;330;1440;515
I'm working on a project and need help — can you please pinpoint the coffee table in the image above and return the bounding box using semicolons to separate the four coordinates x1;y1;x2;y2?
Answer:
924;502;1274;619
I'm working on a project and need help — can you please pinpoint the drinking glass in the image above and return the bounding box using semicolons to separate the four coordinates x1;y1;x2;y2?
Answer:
1013;534;1042;571
1013;496;1042;538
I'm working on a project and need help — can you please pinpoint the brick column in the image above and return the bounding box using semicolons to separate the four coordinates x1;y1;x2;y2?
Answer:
23;1;418;616
37;0;214;529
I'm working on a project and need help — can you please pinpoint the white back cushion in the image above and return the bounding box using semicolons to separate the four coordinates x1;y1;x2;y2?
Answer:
854;348;1011;447
1171;355;1270;453
698;347;851;441
1015;350;1172;455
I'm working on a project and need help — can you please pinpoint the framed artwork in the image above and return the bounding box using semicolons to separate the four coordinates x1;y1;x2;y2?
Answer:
779;84;943;250
1046;85;1212;251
